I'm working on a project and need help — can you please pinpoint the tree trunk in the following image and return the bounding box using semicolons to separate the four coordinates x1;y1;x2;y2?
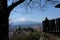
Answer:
0;0;8;40
0;0;25;40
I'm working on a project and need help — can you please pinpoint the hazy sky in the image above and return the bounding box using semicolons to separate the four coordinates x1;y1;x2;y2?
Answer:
8;0;60;24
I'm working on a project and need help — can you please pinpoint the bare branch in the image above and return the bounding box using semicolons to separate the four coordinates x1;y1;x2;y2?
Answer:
8;0;25;17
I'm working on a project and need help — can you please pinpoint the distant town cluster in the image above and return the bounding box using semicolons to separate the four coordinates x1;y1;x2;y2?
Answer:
42;17;60;35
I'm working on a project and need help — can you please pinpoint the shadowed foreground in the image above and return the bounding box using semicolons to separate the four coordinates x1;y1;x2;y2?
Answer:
9;27;60;40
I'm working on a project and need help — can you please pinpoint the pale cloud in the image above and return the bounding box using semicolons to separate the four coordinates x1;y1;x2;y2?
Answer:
20;17;26;21
9;17;40;24
10;17;27;22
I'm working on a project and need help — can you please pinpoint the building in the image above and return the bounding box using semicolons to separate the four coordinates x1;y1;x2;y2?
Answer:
42;17;60;35
56;18;60;34
42;17;49;33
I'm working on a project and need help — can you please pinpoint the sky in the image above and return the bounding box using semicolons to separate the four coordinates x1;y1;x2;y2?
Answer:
8;0;60;24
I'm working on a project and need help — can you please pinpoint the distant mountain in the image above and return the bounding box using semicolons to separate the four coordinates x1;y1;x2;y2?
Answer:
9;21;42;30
10;21;41;25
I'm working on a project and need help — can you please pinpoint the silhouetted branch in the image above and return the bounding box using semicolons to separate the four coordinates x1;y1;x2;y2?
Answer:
55;4;60;8
8;0;25;17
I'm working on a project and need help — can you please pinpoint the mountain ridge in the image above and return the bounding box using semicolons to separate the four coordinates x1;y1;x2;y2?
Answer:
9;21;42;30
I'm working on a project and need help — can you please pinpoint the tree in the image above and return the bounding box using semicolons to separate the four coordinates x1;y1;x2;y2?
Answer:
55;4;60;8
0;0;25;40
11;0;60;14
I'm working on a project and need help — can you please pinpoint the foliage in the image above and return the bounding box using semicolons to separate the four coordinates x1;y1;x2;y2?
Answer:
29;31;41;40
9;27;41;40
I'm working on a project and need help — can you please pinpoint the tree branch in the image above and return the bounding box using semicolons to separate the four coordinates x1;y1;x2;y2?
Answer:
8;0;25;17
